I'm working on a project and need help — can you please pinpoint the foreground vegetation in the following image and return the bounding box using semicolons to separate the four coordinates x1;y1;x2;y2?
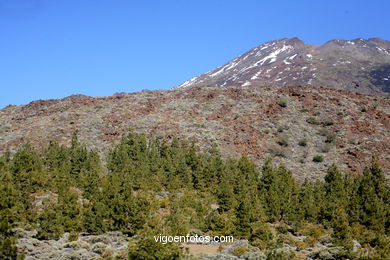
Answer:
0;132;389;259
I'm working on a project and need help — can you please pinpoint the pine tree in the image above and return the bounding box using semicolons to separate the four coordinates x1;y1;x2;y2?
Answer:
297;179;323;223
36;204;64;240
0;170;23;259
10;143;42;175
216;163;237;212
58;187;84;234
323;165;348;226
358;158;387;233
259;160;297;222
235;193;265;239
43;141;71;189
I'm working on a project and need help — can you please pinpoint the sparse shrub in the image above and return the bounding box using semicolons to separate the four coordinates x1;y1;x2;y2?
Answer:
318;129;336;143
251;222;274;245
268;146;287;158
322;120;334;126
277;125;289;133
276;135;289;147
92;242;108;254
262;129;270;134
360;106;367;112
127;232;183;259
218;244;227;252
303;236;318;247
68;231;79;242
251;239;266;251
306;117;320;125
276;224;289;234
102;246;113;258
349;137;357;145
325;132;336;143
300;108;309;113
319;143;331;153
299;158;305;164
300;223;329;241
232;246;250;256
313;155;324;163
64;240;90;251
313;111;321;116
267;250;299;260
298;138;307;147
318;128;328;136
277;97;288;108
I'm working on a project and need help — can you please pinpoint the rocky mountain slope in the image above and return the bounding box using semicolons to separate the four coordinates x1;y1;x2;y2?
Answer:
1;85;389;181
177;38;390;96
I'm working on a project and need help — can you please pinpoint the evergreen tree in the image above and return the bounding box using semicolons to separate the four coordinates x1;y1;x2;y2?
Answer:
297;179;323;223
259;160;297;222
358;158;387;233
43;141;71;189
323;165;348;226
0;170;23;259
216;163;237;212
235;193;265;238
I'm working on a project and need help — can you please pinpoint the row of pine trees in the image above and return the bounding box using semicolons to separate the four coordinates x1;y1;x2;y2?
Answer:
0;132;389;258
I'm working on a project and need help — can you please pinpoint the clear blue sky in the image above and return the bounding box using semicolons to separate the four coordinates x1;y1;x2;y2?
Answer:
0;0;389;108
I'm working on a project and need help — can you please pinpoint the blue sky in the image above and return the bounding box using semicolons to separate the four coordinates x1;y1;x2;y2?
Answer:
0;0;389;108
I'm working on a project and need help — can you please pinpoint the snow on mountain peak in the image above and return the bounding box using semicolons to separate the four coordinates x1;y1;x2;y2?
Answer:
175;37;390;96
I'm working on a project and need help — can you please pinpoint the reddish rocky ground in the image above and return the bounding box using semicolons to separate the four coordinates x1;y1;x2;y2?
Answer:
0;85;389;182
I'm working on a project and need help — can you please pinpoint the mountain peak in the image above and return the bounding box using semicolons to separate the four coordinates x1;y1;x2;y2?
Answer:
176;37;390;96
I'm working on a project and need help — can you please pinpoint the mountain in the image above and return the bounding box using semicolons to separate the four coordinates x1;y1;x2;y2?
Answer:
1;85;389;182
176;37;390;96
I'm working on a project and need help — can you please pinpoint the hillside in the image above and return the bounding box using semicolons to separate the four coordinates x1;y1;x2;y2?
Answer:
1;85;389;181
177;38;390;97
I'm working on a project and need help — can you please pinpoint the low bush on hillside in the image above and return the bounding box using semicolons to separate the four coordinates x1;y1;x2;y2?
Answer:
313;154;324;162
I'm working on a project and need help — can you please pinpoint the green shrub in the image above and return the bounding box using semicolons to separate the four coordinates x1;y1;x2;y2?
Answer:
277;97;288;108
277;135;289;147
298;139;307;147
268;146;287;158
0;237;18;259
322;120;334;126
277;125;289;133
128;232;183;259
319;144;331;153
267;250;299;260
276;224;289;234
325;132;336;143
313;155;324;163
232;246;250;256
68;231;79;242
306;117;320;125
299;223;329;240
318;129;336;143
